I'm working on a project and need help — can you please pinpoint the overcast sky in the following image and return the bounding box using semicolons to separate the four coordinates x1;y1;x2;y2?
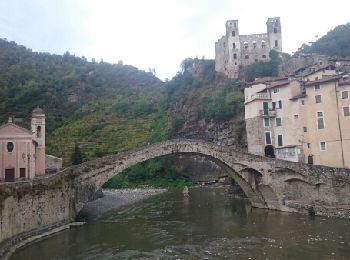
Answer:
0;0;349;80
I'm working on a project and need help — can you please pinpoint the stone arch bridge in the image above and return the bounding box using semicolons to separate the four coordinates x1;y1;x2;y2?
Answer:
1;139;350;253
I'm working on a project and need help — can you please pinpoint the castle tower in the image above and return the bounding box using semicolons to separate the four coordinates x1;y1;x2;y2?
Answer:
226;20;241;78
266;17;282;52
31;107;45;175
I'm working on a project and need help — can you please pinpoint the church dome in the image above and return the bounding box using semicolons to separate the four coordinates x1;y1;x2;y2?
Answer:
32;107;45;115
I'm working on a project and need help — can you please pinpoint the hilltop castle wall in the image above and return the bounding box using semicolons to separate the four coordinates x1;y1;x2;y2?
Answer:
215;17;282;78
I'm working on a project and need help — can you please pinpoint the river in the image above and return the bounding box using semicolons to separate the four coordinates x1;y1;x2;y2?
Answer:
10;187;350;259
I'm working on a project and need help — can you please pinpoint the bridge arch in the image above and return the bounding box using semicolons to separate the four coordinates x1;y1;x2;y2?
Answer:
74;139;270;213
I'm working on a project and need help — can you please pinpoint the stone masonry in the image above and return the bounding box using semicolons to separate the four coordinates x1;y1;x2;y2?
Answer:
215;17;282;78
1;139;350;257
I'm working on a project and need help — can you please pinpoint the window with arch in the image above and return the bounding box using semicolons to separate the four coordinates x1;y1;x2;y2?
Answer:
7;142;14;152
233;53;237;59
232;43;236;49
232;31;236;37
36;126;42;138
274;27;278;33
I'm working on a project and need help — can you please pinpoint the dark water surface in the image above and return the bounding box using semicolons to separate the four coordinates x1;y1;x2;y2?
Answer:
11;188;350;259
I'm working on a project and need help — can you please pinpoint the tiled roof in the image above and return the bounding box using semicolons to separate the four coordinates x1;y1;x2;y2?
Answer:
304;75;342;86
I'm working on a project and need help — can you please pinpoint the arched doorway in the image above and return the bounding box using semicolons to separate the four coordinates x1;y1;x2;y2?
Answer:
264;145;275;158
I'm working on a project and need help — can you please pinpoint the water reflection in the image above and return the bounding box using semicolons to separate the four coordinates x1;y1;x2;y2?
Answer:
11;187;350;260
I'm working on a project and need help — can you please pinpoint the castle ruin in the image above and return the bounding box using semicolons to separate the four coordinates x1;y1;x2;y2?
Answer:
215;17;282;78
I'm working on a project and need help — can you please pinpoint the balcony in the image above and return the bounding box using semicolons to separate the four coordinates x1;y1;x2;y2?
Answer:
259;109;277;117
251;92;271;100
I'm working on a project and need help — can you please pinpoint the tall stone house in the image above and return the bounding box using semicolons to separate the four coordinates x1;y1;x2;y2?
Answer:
215;17;282;78
0;108;62;182
244;67;350;168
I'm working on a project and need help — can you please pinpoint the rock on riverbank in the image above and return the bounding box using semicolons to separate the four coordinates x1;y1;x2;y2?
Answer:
77;188;167;221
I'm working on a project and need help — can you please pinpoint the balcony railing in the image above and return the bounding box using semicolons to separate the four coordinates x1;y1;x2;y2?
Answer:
259;109;277;117
251;93;270;100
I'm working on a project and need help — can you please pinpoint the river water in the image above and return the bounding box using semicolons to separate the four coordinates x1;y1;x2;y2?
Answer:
11;188;350;259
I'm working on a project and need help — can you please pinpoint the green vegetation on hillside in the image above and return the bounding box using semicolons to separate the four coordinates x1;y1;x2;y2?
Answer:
244;50;280;82
0;38;169;165
299;23;350;57
102;156;194;189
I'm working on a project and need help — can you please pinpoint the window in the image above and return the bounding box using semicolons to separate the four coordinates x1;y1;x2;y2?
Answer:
275;40;278;47
278;100;282;109
301;100;305;105
294;114;299;119
20;168;26;178
276;118;282;127
315;95;322;103
272;102;276;110
264;118;270;127
262;55;266;59
303;126;307;132
265;132;272;145
277;134;283;147
317;111;325;129
273;88;279;93
343;106;350;117
232;43;236;49
232;31;235;37
7;142;14;152
36;126;41;138
261;41;266;48
233;53;237;59
263;101;269;115
244;42;248;49
315;84;321;90
307;143;311;148
253;41;257;48
342;91;349;99
320;141;326;151
274;27;278;33
245;55;249;59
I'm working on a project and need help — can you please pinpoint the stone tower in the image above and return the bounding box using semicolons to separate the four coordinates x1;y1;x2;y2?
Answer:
31;107;46;175
225;20;241;78
215;17;282;79
266;17;282;53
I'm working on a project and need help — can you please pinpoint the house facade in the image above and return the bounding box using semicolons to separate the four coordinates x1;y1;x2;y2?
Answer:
0;108;46;181
245;69;350;168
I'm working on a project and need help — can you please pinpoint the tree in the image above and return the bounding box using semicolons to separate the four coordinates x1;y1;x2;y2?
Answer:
71;143;83;165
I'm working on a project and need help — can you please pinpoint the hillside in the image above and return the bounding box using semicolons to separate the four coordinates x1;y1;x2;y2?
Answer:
299;23;350;57
0;39;247;172
0;39;168;164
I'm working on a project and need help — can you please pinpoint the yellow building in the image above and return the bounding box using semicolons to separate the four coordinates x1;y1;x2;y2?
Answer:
245;70;350;168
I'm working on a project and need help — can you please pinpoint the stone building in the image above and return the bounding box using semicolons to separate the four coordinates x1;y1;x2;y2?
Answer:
245;68;350;168
0;108;61;182
215;17;282;78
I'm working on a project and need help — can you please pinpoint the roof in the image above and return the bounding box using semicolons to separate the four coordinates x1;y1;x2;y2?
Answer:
339;76;350;86
252;76;288;85
32;107;44;115
0;122;33;136
302;64;335;77
267;80;290;89
290;93;307;101
304;75;342;86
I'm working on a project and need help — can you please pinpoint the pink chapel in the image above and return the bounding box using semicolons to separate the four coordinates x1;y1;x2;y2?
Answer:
0;107;55;182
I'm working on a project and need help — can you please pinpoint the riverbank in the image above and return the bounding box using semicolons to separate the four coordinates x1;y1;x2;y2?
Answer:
77;188;168;221
1;188;167;260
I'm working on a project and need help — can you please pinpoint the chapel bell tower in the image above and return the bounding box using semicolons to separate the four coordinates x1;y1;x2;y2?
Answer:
31;107;46;175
